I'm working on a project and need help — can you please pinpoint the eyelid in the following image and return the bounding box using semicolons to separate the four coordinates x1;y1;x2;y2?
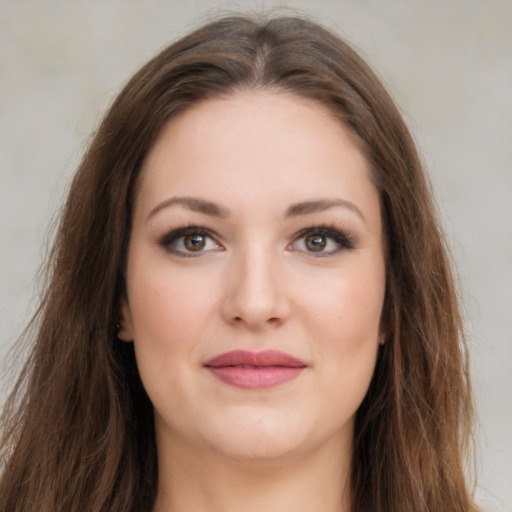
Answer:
288;225;356;255
158;223;355;257
159;225;223;257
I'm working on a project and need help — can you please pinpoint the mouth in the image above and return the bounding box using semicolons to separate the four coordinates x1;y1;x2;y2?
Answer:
204;350;307;390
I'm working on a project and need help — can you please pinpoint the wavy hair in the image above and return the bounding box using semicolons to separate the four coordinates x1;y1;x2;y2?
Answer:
0;14;477;512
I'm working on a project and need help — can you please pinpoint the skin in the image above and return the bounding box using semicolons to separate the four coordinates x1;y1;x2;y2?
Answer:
119;90;386;512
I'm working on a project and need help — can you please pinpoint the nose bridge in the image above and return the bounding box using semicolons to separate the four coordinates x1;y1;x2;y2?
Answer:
222;235;288;329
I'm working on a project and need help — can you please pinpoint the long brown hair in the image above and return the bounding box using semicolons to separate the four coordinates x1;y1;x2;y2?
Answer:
0;14;477;512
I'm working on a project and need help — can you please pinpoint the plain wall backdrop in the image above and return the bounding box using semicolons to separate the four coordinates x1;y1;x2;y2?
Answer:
1;1;511;510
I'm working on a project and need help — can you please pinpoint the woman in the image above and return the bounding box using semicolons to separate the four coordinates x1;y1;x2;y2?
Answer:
0;14;477;512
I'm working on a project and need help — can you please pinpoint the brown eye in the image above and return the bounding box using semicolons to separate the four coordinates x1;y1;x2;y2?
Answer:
305;234;327;252
184;234;206;251
288;227;354;256
160;227;222;256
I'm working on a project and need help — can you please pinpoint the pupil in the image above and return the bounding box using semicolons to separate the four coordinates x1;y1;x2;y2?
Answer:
306;234;326;251
184;234;206;251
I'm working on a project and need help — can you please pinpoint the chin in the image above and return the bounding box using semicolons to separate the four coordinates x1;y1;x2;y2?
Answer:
207;432;307;464
198;408;346;465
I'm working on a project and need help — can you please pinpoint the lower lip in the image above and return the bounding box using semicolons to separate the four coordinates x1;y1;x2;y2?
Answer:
207;366;305;390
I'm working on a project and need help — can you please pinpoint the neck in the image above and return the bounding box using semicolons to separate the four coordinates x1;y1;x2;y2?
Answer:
152;432;352;512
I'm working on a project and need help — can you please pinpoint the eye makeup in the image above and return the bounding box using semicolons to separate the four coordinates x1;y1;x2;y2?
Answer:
158;225;223;257
289;224;356;256
157;221;356;259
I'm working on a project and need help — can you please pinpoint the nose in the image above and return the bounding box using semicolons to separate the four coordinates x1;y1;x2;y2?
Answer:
221;243;290;330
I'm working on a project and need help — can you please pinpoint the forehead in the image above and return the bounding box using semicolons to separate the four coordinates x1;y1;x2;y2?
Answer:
135;90;378;220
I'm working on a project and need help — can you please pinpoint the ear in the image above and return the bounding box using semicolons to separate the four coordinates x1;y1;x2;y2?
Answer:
117;297;134;342
378;324;387;346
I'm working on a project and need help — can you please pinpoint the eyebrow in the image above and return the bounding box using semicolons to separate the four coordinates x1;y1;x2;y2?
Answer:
285;199;367;225
146;196;366;224
146;196;230;221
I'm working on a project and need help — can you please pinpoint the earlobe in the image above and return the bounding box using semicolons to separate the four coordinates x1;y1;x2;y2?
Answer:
117;298;134;342
117;324;134;342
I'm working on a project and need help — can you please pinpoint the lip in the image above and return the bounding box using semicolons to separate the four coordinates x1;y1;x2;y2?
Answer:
204;350;307;390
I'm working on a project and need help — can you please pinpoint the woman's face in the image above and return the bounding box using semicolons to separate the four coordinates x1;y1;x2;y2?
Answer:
120;91;386;463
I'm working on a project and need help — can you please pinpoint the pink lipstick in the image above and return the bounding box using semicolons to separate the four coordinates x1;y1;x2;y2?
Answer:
204;350;307;390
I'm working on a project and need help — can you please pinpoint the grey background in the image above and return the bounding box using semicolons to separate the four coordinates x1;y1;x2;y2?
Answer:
1;1;510;510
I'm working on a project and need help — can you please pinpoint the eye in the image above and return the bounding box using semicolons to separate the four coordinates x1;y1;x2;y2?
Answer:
159;226;222;256
290;226;355;256
304;233;330;252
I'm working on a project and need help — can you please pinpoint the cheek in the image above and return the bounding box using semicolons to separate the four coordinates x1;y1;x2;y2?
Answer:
297;263;385;388
128;264;215;341
125;264;222;402
127;266;219;412
300;268;384;343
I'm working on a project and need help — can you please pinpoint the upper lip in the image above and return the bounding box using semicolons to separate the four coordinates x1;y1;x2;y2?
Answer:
204;350;307;368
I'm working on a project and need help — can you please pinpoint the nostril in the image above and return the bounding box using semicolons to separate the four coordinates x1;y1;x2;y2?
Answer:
230;315;282;327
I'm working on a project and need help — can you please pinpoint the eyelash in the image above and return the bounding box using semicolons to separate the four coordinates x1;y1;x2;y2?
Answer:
159;224;222;258
291;224;356;255
158;223;355;257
